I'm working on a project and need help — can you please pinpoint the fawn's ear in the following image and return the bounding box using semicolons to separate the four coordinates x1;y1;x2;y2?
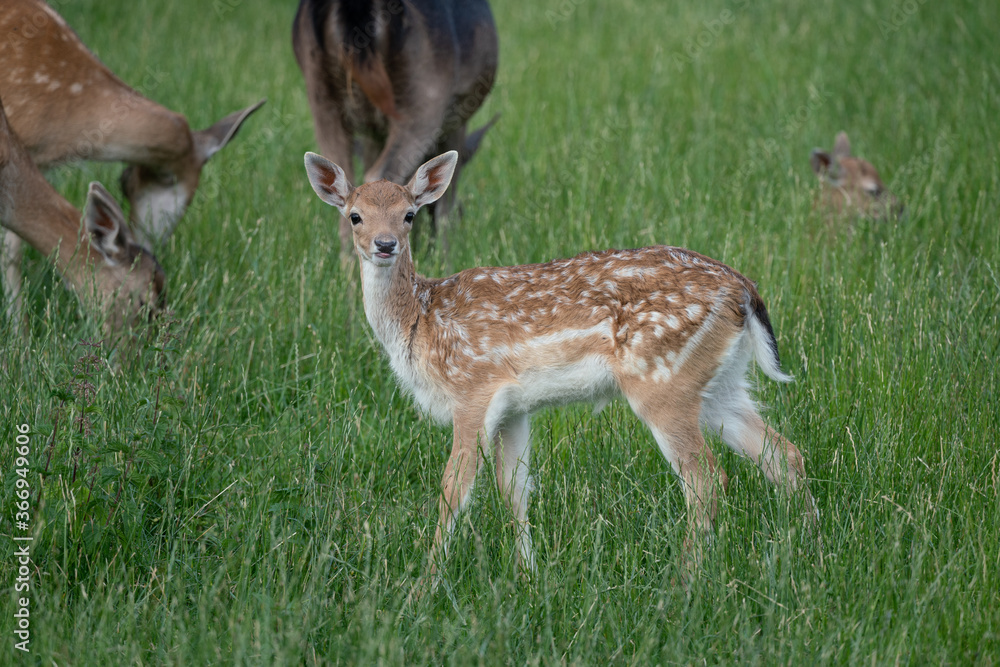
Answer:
304;152;353;216
833;131;852;159
810;148;842;183
84;182;134;265
407;151;458;209
810;149;832;175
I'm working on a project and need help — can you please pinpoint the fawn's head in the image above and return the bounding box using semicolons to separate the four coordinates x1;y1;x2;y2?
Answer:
810;132;902;221
84;182;166;335
305;151;457;266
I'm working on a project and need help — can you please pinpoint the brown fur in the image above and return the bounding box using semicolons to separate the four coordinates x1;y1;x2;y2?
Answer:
0;0;261;330
0;100;164;337
0;0;262;240
811;132;902;221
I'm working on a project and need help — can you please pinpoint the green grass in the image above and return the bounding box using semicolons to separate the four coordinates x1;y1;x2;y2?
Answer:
2;0;999;663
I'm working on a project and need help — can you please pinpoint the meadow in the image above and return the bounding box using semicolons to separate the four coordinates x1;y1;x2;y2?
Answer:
2;0;998;663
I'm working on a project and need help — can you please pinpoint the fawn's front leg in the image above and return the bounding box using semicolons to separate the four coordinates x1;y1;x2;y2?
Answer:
426;410;489;585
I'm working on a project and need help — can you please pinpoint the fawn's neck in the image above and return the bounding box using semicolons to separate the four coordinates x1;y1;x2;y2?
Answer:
360;248;426;358
360;248;459;421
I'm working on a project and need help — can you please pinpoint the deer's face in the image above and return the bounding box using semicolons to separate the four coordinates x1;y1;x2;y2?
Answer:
346;182;417;267
811;132;902;221
304;150;457;267
81;181;166;336
98;247;166;336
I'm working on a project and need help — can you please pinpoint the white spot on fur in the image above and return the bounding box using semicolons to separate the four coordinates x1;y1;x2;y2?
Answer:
652;355;673;383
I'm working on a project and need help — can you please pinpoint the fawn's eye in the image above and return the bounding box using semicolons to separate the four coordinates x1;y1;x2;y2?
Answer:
350;213;362;225
865;185;883;197
404;211;415;224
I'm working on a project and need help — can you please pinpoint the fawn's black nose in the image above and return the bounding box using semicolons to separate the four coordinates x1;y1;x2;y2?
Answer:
374;236;397;255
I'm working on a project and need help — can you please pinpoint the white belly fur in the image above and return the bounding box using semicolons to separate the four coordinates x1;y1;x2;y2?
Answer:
484;355;619;438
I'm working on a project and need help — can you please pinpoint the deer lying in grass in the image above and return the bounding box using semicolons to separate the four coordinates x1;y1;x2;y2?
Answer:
0;100;163;336
304;150;812;580
811;132;902;221
293;0;499;259
0;0;262;323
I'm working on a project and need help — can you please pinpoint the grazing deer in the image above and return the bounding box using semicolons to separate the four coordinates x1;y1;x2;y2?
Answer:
304;150;812;581
0;0;262;322
0;100;164;336
293;0;499;259
810;132;902;221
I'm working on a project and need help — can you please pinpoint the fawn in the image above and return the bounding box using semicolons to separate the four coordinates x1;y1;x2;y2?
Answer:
811;132;902;221
305;150;811;579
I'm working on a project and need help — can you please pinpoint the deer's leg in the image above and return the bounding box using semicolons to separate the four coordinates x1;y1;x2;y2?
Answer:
701;381;812;485
625;387;728;543
428;410;488;581
427;125;467;257
302;82;356;261
495;413;535;575
2;230;25;336
362;104;449;186
701;385;818;522
359;136;383;177
710;406;806;486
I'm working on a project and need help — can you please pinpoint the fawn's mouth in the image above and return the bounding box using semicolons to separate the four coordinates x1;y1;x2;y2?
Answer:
368;250;397;266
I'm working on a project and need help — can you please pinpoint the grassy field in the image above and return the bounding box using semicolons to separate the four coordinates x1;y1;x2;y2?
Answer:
2;0;998;663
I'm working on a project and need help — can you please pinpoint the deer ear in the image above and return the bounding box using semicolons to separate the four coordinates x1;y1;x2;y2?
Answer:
810;148;842;183
84;182;133;265
304;152;353;215
833;131;852;159
810;149;832;175
407;151;458;209
462;113;499;163
194;99;266;163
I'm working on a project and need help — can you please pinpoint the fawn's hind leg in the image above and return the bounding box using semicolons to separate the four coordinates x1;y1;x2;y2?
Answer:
495;414;536;575
701;385;817;520
701;385;806;487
